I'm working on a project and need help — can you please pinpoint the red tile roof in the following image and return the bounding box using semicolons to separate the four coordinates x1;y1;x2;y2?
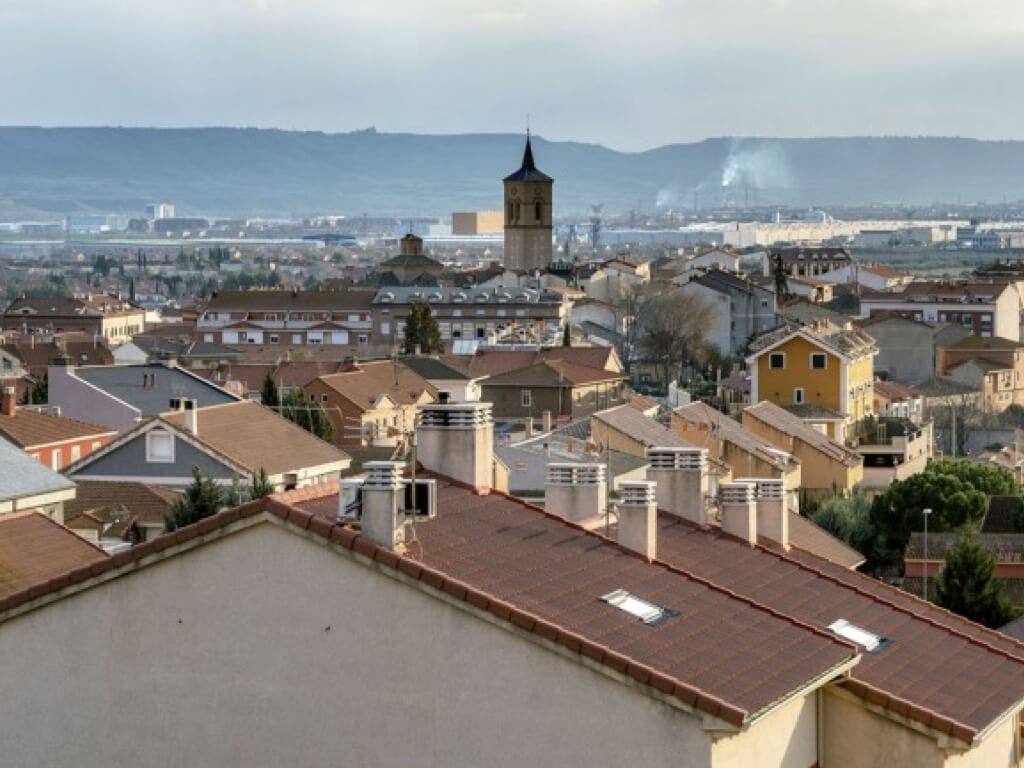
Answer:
0;511;108;599
0;408;115;449
653;515;1024;741
5;471;1024;742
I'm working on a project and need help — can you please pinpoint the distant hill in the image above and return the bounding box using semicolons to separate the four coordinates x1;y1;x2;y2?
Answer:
1;127;1023;218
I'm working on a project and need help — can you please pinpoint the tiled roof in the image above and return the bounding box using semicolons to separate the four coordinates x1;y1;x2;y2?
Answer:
483;360;625;388
2;341;113;374
0;511;107;599
672;402;798;472
942;335;1024;352
162;401;350;476
744;401;862;468
7;474;1024;742
862;280;1014;303
748;321;876;359
3;294;139;317
592;405;689;450
0;439;75;502
202;289;377;312
786;514;865;569
293;478;857;727
653;513;1024;741
399;355;479;382
873;379;922;401
861;264;911;279
315;360;433;409
443;347;619;378
915;376;980;397
0;408;114;449
782;403;846;420
768;246;851;265
905;532;1024;563
74;364;239;415
64;480;179;533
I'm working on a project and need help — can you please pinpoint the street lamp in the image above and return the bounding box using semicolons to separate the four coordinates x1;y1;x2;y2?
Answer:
922;508;933;602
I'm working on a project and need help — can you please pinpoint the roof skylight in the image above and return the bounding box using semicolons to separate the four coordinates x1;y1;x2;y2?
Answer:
601;589;676;626
828;619;887;652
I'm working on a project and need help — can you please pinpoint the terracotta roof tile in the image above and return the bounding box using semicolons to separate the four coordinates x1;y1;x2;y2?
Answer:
163;400;350;475
0;408;114;449
0;512;108;599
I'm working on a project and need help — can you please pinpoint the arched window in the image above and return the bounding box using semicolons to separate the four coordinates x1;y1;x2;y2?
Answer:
535;201;543;221
513;201;521;222
507;201;514;221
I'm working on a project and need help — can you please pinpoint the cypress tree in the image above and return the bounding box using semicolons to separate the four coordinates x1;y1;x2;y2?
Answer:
164;467;225;532
402;301;442;354
935;532;1015;628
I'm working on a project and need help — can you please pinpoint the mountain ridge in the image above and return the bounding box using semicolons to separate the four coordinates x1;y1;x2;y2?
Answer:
1;127;1022;218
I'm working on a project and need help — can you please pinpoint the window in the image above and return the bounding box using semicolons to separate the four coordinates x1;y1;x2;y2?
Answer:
146;431;174;463
601;589;676;625
292;334;302;344
203;333;214;343
769;352;785;369
794;388;804;404
321;394;329;403
810;352;827;370
358;334;368;345
51;451;61;471
828;619;887;652
760;298;769;308
521;389;532;407
70;445;81;462
269;334;279;343
91;441;101;450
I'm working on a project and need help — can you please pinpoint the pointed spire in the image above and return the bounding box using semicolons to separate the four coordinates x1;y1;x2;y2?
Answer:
504;130;553;183
521;133;537;173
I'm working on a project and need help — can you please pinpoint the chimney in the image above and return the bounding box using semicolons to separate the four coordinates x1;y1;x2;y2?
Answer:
542;410;552;433
646;446;709;527
718;481;757;546
1;386;16;417
545;463;606;523
616;480;657;560
524;416;534;438
164;356;177;369
737;477;788;550
417;402;494;492
360;461;407;549
182;398;198;436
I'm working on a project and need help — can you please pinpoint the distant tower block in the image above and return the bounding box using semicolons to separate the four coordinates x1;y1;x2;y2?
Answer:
503;133;553;272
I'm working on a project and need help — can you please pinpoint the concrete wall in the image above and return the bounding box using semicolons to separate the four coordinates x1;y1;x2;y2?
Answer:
0;521;720;768
712;692;818;768
49;365;141;433
822;688;1018;768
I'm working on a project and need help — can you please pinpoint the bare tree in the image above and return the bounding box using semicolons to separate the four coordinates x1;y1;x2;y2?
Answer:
635;289;717;387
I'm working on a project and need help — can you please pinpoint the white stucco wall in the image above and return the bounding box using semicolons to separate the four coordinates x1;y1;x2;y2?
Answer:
713;692;818;768
822;688;1018;768
0;520;723;768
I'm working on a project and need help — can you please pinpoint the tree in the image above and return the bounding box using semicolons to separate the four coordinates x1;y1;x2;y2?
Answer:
935;532;1015;627
635;290;716;387
812;488;876;561
250;467;274;499
260;372;279;408
164;467;225;532
280;389;334;442
868;459;1003;572
19;376;47;405
562;322;571;347
402;301;442;354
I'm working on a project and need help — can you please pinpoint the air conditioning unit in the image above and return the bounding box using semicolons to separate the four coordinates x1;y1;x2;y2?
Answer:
403;478;437;519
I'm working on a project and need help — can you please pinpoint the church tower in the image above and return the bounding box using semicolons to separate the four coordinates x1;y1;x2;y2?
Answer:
503;133;553;272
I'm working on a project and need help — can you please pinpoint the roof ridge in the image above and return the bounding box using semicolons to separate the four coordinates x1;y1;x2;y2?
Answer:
743;527;1024;664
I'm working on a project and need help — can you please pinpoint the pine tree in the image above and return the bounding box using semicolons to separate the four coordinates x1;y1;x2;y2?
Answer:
402;301;443;354
164;467;225;532
260;372;279;408
280;389;334;443
935;532;1015;628
250;467;274;499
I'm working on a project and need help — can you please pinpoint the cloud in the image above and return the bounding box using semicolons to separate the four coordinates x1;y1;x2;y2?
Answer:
1;1;1024;149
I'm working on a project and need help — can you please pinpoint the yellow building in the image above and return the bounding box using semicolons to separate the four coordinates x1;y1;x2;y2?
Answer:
746;320;877;440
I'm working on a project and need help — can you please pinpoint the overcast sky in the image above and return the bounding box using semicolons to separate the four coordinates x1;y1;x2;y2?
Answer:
2;0;1022;151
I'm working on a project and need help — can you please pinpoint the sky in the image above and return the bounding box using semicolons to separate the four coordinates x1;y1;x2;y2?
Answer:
2;0;1023;151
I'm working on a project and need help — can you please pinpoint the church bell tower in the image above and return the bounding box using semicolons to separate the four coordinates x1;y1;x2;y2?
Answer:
503;133;553;272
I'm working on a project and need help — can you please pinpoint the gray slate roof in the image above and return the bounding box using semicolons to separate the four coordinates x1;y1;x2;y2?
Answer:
74;364;239;415
0;439;75;502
